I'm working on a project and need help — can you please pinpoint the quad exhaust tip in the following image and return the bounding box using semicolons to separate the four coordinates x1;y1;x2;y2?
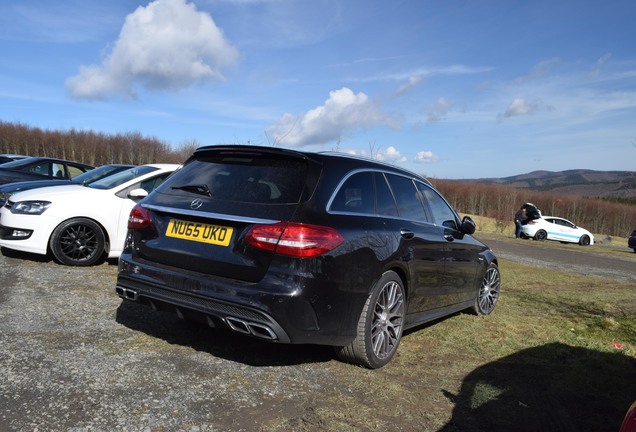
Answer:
115;286;138;301
225;317;277;340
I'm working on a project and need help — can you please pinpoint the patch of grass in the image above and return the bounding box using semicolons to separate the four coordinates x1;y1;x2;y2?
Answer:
281;259;636;432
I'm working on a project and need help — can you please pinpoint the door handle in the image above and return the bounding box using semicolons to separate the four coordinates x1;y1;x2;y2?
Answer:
400;229;415;240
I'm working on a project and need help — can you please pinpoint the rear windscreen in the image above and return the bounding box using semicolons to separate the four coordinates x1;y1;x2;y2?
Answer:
157;155;309;204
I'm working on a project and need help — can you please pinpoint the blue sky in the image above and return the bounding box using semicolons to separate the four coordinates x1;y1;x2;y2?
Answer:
0;0;635;179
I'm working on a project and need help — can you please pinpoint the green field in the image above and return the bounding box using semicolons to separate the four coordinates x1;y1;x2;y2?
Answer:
265;234;636;432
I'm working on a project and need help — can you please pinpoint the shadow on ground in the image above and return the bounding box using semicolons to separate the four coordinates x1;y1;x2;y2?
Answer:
1;246;118;266
1;246;52;263
439;342;636;432
115;300;334;367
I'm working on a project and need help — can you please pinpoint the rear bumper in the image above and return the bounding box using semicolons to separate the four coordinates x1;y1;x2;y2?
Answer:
116;254;362;346
519;226;537;237
115;277;291;342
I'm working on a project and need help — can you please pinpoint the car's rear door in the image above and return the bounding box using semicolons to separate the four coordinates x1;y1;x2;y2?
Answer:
377;173;448;315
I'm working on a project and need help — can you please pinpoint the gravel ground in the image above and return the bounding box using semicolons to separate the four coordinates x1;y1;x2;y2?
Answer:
479;235;636;283
0;252;342;432
1;236;634;431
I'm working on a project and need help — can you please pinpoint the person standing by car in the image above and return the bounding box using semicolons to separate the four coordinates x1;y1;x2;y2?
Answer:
514;206;527;238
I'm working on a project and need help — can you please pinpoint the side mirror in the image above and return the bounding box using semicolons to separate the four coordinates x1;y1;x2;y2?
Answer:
460;216;476;235
128;188;149;200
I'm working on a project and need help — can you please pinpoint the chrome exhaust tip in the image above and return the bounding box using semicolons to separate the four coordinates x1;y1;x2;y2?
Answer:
225;317;251;334
115;286;138;301
225;317;277;340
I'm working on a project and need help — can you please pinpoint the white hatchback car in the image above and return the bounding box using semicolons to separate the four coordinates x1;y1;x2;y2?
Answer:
521;215;594;246
0;164;179;265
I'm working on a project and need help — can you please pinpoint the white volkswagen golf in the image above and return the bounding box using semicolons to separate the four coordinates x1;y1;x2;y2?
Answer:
0;164;179;265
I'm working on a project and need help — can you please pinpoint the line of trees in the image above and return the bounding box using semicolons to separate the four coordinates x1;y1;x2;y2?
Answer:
0;121;197;165
432;179;636;238
1;120;633;237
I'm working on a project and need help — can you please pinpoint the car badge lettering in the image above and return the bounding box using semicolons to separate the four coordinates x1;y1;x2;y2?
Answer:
190;199;203;210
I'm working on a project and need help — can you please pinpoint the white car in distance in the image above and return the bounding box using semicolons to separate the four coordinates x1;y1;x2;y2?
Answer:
521;215;594;246
0;164;179;265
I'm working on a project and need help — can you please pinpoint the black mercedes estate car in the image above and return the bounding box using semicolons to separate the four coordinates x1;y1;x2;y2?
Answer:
116;145;500;368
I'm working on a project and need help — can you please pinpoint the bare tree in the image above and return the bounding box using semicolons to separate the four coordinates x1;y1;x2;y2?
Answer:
368;141;381;160
173;139;200;163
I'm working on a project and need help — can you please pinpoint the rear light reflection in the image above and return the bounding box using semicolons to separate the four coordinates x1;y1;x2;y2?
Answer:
246;222;343;258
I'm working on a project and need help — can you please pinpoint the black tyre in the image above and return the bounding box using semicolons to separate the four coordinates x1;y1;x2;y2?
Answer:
534;230;547;241
579;235;590;246
335;271;405;369
49;218;106;266
471;262;500;315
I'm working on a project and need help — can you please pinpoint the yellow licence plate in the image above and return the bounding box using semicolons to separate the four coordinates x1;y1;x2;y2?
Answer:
166;219;233;246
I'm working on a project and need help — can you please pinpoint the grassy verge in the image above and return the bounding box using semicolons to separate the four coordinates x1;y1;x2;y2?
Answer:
271;260;636;432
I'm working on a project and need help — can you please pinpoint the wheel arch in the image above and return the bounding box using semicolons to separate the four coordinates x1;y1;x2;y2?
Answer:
383;263;409;302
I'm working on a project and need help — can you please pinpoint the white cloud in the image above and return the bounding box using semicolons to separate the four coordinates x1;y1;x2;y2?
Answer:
589;53;612;78
350;64;493;84
427;97;451;123
66;0;238;100
395;75;423;97
414;151;438;163
513;58;561;84
266;87;401;147
341;146;407;164
498;98;539;120
375;146;407;163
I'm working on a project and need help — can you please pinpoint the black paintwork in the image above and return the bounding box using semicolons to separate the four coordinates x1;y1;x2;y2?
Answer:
116;145;497;346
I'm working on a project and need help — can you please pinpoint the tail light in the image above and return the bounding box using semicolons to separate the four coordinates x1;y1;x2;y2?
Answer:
128;204;153;229
526;220;538;225
246;222;344;258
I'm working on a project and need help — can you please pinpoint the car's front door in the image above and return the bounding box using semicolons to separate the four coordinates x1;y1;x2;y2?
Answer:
417;183;483;305
548;218;570;241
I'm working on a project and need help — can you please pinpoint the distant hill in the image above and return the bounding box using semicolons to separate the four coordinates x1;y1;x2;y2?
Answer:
471;169;636;199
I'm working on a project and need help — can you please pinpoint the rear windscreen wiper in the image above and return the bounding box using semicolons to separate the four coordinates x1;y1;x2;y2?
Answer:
171;184;211;197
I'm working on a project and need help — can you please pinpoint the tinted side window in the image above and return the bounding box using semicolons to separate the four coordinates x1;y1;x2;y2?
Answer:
417;183;458;229
29;162;52;176
116;173;173;198
375;173;398;217
68;166;86;178
140;173;171;193
330;172;374;214
385;174;427;221
52;163;64;177
559;219;574;228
